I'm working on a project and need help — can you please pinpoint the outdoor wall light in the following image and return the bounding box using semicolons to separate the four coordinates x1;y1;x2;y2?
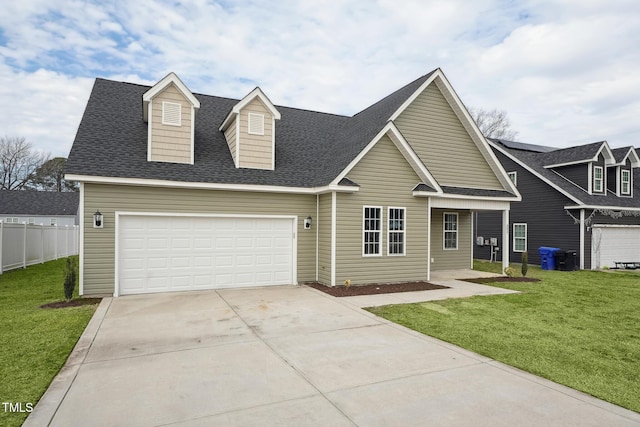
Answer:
304;216;312;229
93;210;104;229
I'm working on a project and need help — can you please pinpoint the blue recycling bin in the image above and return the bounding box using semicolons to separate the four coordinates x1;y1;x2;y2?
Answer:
538;247;560;270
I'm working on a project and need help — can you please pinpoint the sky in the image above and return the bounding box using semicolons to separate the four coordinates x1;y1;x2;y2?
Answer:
1;0;639;158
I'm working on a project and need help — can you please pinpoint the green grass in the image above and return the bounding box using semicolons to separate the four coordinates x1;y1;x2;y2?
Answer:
367;261;640;413
0;257;98;427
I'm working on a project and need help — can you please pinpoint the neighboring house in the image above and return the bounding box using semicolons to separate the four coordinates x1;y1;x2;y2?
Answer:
474;139;640;269
0;190;79;226
65;69;520;297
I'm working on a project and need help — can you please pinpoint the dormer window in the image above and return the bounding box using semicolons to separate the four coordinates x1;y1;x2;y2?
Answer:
162;102;182;126
593;166;603;192
621;169;631;195
248;113;265;135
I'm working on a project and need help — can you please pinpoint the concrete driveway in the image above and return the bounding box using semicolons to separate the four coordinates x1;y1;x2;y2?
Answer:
28;284;640;426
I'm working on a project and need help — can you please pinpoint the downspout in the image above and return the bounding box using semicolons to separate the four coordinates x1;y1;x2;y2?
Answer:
502;209;510;273
426;199;431;281
315;194;319;281
331;191;337;286
579;209;585;270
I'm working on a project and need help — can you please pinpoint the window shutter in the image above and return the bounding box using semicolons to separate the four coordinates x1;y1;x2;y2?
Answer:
248;113;265;135
162;102;182;126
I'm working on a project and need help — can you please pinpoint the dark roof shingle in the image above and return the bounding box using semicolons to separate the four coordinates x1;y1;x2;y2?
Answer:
0;191;79;216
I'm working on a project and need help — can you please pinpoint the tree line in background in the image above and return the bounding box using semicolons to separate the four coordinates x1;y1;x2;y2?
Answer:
0;136;77;192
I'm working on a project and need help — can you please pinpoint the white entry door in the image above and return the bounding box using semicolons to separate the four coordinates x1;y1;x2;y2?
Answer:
117;215;295;295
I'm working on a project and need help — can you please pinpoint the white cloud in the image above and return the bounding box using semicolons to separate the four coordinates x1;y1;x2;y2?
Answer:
0;0;639;158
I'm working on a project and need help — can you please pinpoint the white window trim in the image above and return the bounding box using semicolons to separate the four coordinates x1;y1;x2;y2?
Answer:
248;112;265;135
387;207;406;256
443;212;458;251
50;218;57;226
6;217;18;223
621;169;631;195
362;205;382;257
28;218;34;225
162;101;182;126
593;165;604;193
513;223;527;253
508;171;517;186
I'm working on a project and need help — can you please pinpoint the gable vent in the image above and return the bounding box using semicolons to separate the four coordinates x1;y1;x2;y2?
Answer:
248;113;265;135
162;102;182;126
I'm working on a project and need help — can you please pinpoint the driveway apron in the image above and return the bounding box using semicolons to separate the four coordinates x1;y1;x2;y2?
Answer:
27;285;640;427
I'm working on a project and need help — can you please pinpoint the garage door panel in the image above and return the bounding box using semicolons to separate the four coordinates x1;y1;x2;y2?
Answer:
119;216;295;295
593;226;640;269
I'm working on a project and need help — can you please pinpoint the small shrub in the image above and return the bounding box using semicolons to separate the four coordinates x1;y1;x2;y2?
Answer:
63;258;77;302
521;251;528;277
504;267;515;278
344;279;351;288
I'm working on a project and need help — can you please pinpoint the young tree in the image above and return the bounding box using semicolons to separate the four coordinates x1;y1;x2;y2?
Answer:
0;136;49;190
469;107;519;140
32;157;78;192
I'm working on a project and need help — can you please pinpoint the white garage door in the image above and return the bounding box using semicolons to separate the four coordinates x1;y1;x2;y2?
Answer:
592;225;640;269
117;215;295;295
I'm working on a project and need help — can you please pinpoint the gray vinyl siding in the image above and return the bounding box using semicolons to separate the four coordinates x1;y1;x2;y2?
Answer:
334;135;428;285
82;184;316;295
431;209;471;270
150;84;192;163
473;150;580;267
394;83;503;189
607;166;616;194
317;193;332;285
552;164;588;191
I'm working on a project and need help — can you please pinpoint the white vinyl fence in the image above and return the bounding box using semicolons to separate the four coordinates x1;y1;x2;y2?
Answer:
0;221;79;274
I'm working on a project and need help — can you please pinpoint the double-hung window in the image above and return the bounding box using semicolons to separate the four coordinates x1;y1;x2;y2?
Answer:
363;206;382;256
443;212;458;250
387;207;405;256
508;171;517;186
621;169;631;195
593;166;603;192
513;223;527;252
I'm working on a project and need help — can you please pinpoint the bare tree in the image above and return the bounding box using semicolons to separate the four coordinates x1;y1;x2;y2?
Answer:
469;107;518;140
32;157;78;192
0;136;50;190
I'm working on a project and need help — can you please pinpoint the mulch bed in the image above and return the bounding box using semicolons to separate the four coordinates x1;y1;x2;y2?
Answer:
307;281;449;297
463;277;540;284
40;298;103;309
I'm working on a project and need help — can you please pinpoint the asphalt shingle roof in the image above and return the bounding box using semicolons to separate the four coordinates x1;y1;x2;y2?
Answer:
0;191;79;215
66;70;512;200
492;140;640;209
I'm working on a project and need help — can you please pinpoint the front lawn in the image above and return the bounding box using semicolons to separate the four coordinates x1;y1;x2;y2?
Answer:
367;262;640;413
0;257;98;427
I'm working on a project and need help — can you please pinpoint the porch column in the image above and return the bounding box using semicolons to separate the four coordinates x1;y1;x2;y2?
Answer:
502;209;509;273
579;209;585;270
330;191;336;286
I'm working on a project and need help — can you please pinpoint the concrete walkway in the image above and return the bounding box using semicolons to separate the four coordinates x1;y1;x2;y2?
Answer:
26;276;640;426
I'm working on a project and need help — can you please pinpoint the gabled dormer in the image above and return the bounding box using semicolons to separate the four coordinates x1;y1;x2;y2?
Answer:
608;147;640;197
219;87;281;170
143;73;200;164
542;141;614;195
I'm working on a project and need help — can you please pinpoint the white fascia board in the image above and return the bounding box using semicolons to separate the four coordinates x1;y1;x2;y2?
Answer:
331;122;443;194
219;87;281;132
489;140;584;206
432;193;520;202
65;174;359;195
142;72;200;121
543;159;592;169
564;204;640;212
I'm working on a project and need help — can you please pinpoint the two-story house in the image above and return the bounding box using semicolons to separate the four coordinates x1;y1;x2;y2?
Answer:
65;69;520;297
474;139;640;269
